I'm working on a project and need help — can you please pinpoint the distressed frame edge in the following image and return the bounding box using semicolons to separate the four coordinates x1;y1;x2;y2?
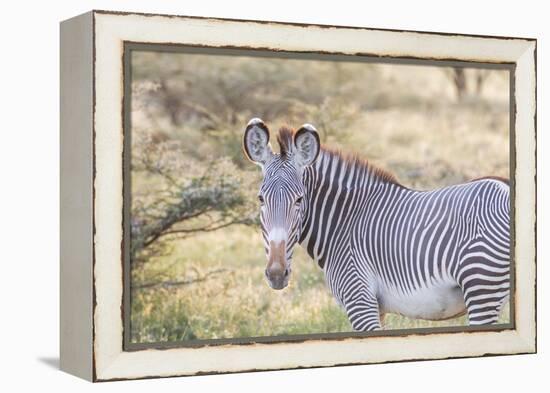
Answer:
96;350;537;383
122;42;516;353
90;11;537;381
59;11;95;381
512;40;537;354
91;8;537;42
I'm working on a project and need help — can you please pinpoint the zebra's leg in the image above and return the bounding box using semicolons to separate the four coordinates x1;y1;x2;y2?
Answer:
457;255;510;326
344;289;382;331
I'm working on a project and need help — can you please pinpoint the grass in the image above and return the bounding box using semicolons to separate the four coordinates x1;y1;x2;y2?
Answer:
130;226;509;343
131;227;351;342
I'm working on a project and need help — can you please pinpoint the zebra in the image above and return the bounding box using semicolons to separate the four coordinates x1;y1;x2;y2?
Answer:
243;118;510;331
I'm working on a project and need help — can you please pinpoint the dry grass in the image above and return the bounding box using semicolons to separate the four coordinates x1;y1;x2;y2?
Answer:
131;228;350;342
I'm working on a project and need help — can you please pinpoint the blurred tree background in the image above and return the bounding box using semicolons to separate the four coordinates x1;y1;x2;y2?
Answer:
130;50;510;344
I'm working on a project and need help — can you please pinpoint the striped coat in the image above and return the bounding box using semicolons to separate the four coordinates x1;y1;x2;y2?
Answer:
244;118;509;331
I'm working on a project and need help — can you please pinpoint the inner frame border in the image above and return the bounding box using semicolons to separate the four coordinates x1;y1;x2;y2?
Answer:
121;42;517;352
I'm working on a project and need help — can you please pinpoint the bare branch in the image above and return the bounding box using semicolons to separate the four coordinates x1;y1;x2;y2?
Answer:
132;268;230;290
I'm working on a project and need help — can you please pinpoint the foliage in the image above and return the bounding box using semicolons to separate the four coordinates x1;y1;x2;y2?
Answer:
131;131;257;270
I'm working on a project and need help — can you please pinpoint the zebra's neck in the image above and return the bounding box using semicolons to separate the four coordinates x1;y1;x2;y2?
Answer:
298;149;406;269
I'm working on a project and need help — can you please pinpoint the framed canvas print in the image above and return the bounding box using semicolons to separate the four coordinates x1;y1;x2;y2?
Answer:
60;10;537;382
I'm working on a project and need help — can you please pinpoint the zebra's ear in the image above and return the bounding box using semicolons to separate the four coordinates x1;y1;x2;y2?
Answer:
243;118;273;167
294;124;320;168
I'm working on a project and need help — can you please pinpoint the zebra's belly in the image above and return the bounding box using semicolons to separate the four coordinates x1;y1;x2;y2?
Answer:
378;282;467;321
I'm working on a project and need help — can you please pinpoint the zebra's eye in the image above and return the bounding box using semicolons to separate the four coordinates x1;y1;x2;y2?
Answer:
295;196;303;206
258;195;265;205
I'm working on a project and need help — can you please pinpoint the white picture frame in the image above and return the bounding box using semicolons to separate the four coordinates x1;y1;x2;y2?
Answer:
60;10;536;381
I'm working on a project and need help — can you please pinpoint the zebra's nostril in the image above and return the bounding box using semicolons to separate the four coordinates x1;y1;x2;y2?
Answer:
284;268;289;277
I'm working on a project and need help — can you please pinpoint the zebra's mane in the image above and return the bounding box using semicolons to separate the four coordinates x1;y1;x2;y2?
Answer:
320;147;403;187
276;127;403;187
276;126;295;158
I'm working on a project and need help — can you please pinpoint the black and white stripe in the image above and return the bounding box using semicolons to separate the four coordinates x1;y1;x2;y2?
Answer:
244;119;510;331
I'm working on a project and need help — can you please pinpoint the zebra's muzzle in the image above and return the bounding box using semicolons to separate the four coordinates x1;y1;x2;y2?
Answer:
266;240;290;290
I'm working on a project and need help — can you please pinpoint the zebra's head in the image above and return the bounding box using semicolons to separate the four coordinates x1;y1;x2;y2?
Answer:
243;118;320;290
